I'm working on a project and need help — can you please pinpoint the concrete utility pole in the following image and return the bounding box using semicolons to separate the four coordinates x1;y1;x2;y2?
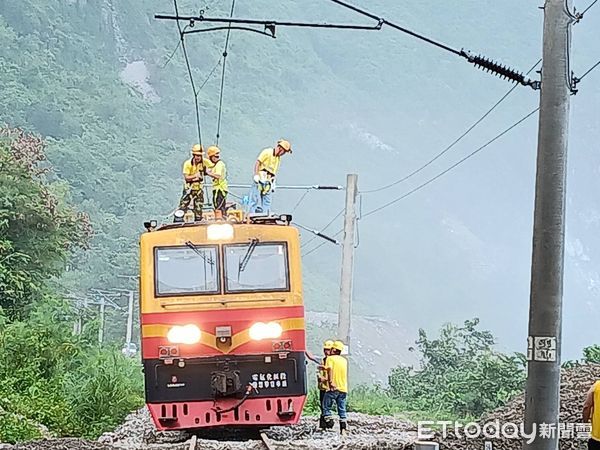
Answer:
125;290;134;348
338;173;358;348
523;1;573;449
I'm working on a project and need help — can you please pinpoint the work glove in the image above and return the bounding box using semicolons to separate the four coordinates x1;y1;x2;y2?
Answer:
253;174;260;184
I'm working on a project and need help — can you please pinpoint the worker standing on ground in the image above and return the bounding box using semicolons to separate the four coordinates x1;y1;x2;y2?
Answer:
323;340;348;434
179;144;205;221
205;145;228;217
304;340;334;430
249;139;292;214
583;379;600;450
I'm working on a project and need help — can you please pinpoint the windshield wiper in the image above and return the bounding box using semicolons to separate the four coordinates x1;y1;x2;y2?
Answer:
185;241;215;266
238;238;259;273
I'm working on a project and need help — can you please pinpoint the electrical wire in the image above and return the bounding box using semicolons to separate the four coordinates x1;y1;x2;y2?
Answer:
290;189;310;213
215;0;236;145
362;107;540;219
300;208;344;249
302;229;344;257
199;57;223;91
579;0;598;17
173;0;203;146
361;59;542;194
576;59;600;82
162;26;187;68
327;0;461;56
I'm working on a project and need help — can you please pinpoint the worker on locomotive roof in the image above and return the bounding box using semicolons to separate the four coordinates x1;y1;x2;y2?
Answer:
583;378;600;450
204;145;228;218
323;340;348;435
179;144;205;221
248;139;292;214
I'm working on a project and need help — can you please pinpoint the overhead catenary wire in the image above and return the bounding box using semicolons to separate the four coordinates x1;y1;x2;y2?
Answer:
294;222;340;245
290;189;310;213
173;0;203;146
302;229;344;257
215;0;236;145
326;0;540;89
361;107;540;219
576;0;598;19
300;208;344;249
574;58;600;83
360;59;542;195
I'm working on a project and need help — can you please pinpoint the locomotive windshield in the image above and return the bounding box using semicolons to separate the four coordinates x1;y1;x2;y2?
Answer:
224;242;289;293
155;246;219;296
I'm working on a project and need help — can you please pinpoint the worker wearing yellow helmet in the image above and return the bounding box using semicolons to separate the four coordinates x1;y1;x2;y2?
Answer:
204;146;228;217
318;340;335;429
303;339;335;430
178;144;205;221
249;139;292;214
323;340;349;434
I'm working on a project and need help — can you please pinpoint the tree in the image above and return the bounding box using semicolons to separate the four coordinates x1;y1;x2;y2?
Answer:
0;128;90;318
388;318;526;418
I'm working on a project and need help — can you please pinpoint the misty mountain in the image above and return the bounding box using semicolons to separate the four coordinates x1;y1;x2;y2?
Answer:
1;0;598;359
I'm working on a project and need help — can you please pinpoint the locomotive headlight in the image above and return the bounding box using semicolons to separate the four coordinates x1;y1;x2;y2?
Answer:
167;324;201;344
249;321;283;341
207;223;234;240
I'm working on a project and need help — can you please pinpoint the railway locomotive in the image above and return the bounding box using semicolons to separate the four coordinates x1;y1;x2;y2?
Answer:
139;211;307;430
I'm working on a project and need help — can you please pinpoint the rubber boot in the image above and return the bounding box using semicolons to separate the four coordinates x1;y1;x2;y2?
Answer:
319;416;326;430
324;417;334;430
340;420;348;435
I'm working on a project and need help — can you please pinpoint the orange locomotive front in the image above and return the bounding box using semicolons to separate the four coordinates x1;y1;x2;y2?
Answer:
139;215;307;430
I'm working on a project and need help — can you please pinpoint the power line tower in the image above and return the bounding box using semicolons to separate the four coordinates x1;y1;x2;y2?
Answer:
523;1;573;449
338;174;358;349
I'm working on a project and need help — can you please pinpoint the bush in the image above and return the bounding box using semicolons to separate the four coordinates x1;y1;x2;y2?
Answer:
584;345;600;363
0;301;144;441
0;410;43;444
388;319;525;418
64;349;144;438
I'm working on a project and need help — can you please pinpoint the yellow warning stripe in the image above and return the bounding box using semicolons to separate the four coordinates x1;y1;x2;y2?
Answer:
142;317;304;354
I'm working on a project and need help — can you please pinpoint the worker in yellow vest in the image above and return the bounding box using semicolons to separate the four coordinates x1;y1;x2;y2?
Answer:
249;139;292;214
179;144;205;221
323;340;348;434
318;340;334;430
583;379;600;450
205;145;228;217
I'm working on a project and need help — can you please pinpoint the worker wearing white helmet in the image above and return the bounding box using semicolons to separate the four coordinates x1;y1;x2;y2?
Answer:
249;139;292;214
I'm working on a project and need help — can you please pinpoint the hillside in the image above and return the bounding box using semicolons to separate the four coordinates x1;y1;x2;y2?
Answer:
1;0;599;358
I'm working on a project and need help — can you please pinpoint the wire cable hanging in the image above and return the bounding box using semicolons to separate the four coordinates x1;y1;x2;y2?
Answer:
327;0;540;89
215;0;236;145
300;208;344;249
361;107;540;219
360;59;542;194
173;0;203;146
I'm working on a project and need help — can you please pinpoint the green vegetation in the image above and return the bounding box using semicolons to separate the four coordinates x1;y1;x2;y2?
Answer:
0;129;143;443
304;319;525;422
584;345;600;363
388;319;526;418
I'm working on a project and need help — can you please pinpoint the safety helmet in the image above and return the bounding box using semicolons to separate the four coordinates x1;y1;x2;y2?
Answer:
191;144;203;155
323;340;334;350
207;146;220;158
332;340;345;351
277;139;292;153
